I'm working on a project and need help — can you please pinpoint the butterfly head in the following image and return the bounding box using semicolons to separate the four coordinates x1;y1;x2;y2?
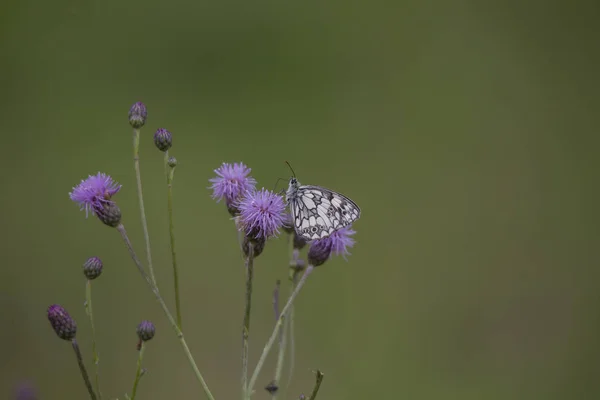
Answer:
285;177;300;203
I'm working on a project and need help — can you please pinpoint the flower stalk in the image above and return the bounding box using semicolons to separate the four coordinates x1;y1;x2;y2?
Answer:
164;152;182;328
241;241;255;400
85;280;102;400
130;342;146;400
72;339;98;400
132;128;156;285
116;224;215;400
247;264;315;396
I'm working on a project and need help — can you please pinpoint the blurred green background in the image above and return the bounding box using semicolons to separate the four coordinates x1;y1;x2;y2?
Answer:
1;0;598;399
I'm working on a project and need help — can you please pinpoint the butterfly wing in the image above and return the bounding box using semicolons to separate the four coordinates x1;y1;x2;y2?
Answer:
292;185;360;241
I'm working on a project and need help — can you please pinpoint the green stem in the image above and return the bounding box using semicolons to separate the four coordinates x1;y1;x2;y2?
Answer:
116;224;216;400
272;278;295;400
72;339;98;400
308;370;324;400
133;128;156;285
165;151;182;328
85;280;102;400
130;342;146;400
242;241;255;400
247;265;314;396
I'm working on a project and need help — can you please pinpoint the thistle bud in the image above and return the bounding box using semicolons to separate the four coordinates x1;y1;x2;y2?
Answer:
128;102;147;128
168;156;177;168
47;305;77;341
153;128;172;152
136;320;156;342
83;257;103;280
95;202;122;227
243;236;265;259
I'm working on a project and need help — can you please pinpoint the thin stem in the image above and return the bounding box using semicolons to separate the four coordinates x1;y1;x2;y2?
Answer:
272;279;293;400
242;241;255;400
130;342;146;400
308;370;324;400
165;150;182;328
72;339;97;400
85;280;102;400
247;265;314;396
133;128;156;285
116;224;216;400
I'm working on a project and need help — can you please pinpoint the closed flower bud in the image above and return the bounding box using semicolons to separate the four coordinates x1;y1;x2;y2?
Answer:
153;128;172;152
168;156;177;168
83;257;103;280
96;202;122;227
243;236;265;259
128;102;147;128
136;320;156;342
47;305;77;341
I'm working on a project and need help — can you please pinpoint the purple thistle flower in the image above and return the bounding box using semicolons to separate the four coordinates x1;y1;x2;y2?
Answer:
69;173;121;218
47;304;77;341
15;382;37;400
209;162;257;214
238;188;286;239
129;101;147;128
308;226;356;266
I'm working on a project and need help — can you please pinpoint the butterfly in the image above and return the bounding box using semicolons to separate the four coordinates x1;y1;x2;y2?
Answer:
286;176;361;241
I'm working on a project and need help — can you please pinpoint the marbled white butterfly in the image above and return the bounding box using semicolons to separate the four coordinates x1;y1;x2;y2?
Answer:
285;172;361;241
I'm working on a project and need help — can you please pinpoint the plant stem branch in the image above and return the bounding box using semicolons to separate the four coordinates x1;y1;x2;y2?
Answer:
130;342;146;400
85;280;102;400
133;128;156;285
72;339;97;400
116;224;215;400
308;370;324;400
242;241;255;400
165;151;182;328
247;265;314;396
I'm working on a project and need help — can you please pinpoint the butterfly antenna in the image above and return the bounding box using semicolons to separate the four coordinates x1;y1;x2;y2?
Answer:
285;161;296;178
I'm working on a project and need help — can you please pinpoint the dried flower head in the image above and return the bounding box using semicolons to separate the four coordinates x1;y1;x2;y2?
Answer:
153;128;172;152
83;257;103;280
47;304;77;341
69;173;121;218
238;188;286;239
136;320;156;342
128;102;147;128
308;226;356;266
209;162;256;214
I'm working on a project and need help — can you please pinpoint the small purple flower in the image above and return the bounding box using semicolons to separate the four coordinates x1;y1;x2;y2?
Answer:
83;257;103;280
308;226;356;266
129;102;147;128
69;173;121;217
209;162;257;209
136;320;156;342
47;304;77;341
153;128;172;152
15;382;37;400
238;188;286;239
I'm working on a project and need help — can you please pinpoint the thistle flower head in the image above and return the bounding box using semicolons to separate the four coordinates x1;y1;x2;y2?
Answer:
308;226;356;266
209;162;256;214
47;304;77;341
15;382;37;400
153;128;172;152
128;102;147;128
69;173;121;218
83;257;103;280
238;188;286;239
136;320;156;342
